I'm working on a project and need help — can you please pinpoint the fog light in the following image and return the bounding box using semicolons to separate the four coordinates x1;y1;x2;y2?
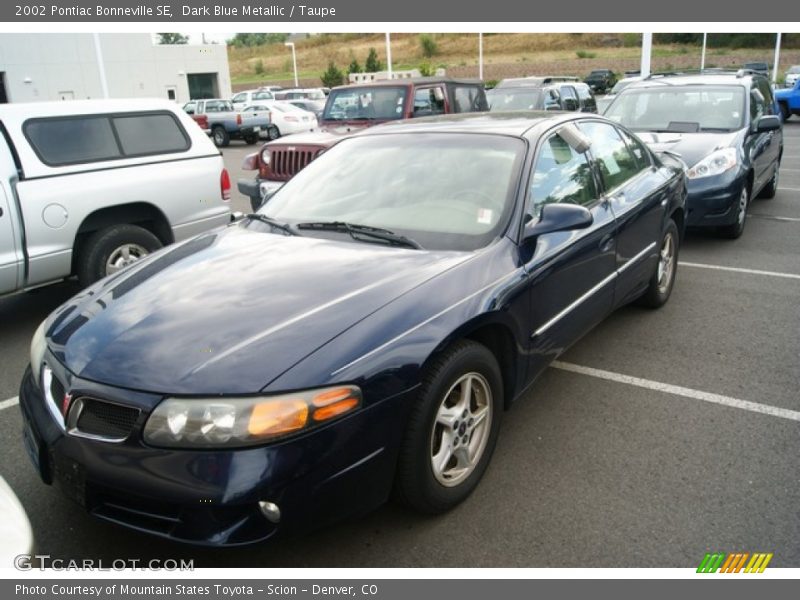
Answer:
258;500;281;524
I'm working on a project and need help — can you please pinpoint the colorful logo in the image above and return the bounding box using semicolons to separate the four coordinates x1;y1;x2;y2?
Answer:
697;552;773;573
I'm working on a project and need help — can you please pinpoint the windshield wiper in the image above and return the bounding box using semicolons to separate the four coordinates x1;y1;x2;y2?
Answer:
246;213;297;236
296;221;422;250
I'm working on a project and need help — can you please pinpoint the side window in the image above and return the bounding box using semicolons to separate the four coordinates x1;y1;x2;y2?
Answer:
183;102;196;115
254;91;273;101
559;86;579;111
756;79;775;114
578;121;642;191
24;117;121;165
617;129;651;171
750;86;766;121
453;86;487;112
528;133;598;219
232;93;245;103
543;89;562;110
112;114;190;156
413;87;446;116
205;101;224;113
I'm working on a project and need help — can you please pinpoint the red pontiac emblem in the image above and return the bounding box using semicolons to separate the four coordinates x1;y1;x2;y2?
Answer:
61;393;73;418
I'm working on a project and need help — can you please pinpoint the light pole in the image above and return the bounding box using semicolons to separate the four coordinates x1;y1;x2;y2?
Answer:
285;42;298;88
479;33;484;80
772;33;782;85
385;33;393;78
701;33;707;71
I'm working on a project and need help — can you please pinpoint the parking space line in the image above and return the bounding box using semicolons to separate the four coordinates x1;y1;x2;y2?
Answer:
551;361;800;423
777;186;800;192
0;396;19;411
750;213;800;223
678;261;800;280
780;168;800;172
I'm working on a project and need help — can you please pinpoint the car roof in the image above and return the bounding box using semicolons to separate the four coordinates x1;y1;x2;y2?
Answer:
495;76;581;89
356;111;586;138
0;98;183;119
331;77;483;91
620;72;761;90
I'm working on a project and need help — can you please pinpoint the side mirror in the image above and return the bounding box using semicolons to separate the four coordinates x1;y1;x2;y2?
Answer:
564;98;579;111
523;203;593;243
755;114;781;132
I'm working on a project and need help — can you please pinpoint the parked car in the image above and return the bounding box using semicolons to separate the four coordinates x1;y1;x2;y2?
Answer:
0;476;33;564
783;65;800;88
596;76;643;113
0;99;232;295
275;88;327;101
259;85;284;93
19;112;686;546
605;71;783;238
743;62;770;77
238;78;489;210
268;101;318;136
775;78;800;121
487;76;597;113
287;99;326;120
183;99;268;147
231;89;277;110
584;69;618;94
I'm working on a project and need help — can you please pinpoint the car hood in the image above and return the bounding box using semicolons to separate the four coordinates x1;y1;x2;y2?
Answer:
46;224;472;395
635;130;739;169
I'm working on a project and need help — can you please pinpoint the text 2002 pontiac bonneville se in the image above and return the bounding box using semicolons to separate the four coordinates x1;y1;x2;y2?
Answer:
20;113;686;546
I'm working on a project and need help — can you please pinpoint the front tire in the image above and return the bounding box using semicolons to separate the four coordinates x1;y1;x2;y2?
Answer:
718;185;749;239
394;340;503;514
77;224;162;287
637;219;679;309
779;102;791;121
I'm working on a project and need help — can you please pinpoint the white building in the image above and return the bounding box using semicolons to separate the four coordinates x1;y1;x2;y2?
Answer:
0;33;232;104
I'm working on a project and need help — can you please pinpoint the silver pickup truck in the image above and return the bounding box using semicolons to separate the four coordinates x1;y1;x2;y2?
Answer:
183;99;273;147
0;99;232;296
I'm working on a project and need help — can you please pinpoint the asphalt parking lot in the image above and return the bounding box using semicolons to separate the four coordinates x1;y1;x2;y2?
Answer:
1;123;799;568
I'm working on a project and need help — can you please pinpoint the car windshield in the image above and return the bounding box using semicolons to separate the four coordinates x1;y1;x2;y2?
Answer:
605;85;746;132
487;88;544;111
322;86;407;121
260;133;526;251
304;90;326;100
744;63;768;70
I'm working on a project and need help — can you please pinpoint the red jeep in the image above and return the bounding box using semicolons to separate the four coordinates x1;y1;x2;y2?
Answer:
238;77;488;210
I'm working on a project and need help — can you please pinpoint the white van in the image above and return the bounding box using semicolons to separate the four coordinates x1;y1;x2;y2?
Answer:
0;99;232;294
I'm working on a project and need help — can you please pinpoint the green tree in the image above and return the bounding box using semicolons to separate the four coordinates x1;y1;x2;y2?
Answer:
348;57;362;75
229;33;289;48
157;33;189;45
321;61;345;88
419;34;439;58
365;48;382;72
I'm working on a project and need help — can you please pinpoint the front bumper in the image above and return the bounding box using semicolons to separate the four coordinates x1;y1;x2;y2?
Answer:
685;170;746;228
237;178;284;211
19;364;412;546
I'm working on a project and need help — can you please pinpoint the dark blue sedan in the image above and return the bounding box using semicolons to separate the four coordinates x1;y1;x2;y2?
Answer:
20;113;686;546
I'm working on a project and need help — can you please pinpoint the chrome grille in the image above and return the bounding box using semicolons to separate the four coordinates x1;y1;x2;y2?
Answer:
68;397;140;442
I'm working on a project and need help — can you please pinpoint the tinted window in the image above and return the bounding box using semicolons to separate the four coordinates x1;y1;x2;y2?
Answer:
487;88;543;111
204;100;232;112
24;112;189;166
543;89;562;110
755;79;775;114
529;133;597;218
113;114;189;156
453;86;487;112
253;91;273;100
232;93;246;103
413;87;446;116
750;86;766;121
560;86;579;111
578;121;642;191
24;117;121;165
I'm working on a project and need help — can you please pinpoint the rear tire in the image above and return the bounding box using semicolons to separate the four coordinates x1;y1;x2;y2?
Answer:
243;134;259;145
212;126;230;148
637;219;679;309
267;126;280;140
394;340;503;514
779;102;791;121
77;224;162;287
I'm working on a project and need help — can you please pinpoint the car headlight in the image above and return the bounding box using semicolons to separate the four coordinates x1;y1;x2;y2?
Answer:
29;320;47;387
260;148;271;166
686;148;738;179
143;385;361;448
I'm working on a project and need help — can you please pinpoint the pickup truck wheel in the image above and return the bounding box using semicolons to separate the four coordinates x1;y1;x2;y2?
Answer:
212;126;230;147
243;133;259;145
267;126;280;140
77;225;162;287
779;102;791;121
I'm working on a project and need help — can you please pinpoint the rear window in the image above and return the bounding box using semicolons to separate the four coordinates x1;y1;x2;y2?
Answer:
23;111;190;166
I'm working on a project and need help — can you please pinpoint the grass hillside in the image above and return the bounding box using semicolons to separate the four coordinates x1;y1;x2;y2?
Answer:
228;33;800;90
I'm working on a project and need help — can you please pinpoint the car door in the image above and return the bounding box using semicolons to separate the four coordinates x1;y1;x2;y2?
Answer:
755;77;782;182
0;181;22;295
579;121;665;306
524;125;617;378
748;83;773;191
412;86;447;117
